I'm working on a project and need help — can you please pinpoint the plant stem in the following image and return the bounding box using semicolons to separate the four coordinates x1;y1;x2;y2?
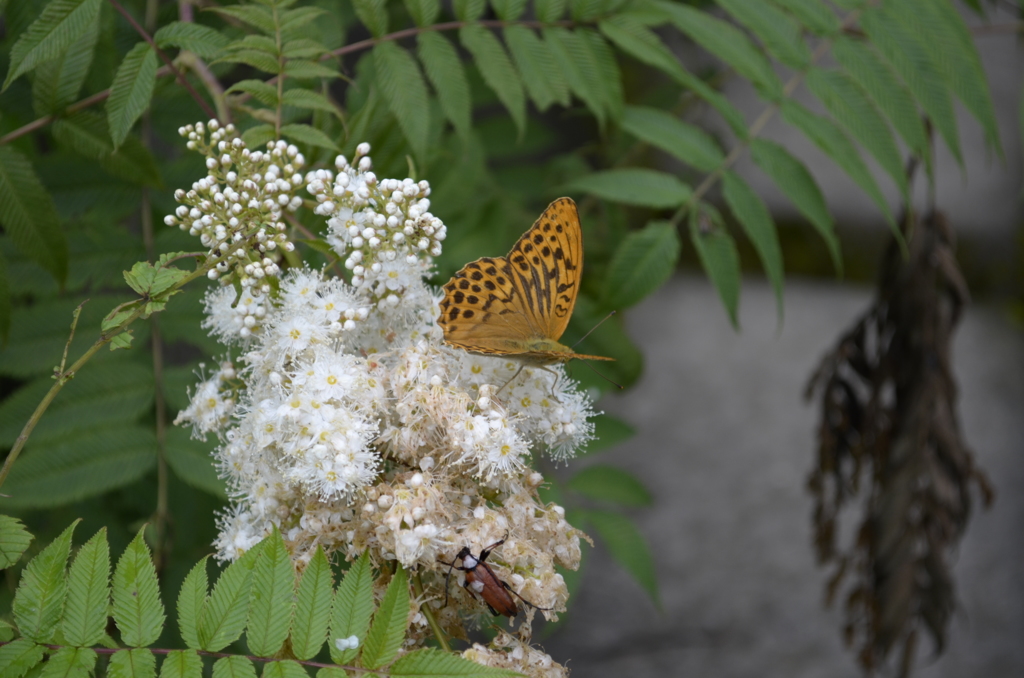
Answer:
413;573;451;652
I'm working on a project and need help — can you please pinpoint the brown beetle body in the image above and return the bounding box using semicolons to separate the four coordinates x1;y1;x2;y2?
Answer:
440;534;549;618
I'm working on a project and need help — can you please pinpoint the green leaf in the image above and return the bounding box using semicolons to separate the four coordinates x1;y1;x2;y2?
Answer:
281;89;339;115
806;68;907;198
0;639;44;678
13;521;78;643
504;25;570;111
0;252;9;342
390;648;523;677
108;649;156;678
284;60;341;80
39;646;96;678
831;37;928;159
107;42;157;149
158;650;203;678
361;566;409;670
454;0;486;21
52;111;162;186
3;0;103;90
655;1;782;100
62;528;110;647
543;27;606;126
579;414;635;455
32;15;98;115
154;22;229;59
620;105;723;172
246;530;295;657
219;49;280;75
770;0;839;35
721;171;784;314
860;5;961;166
597;15;747;137
749;139;839;273
460;25;526;137
329;551;375;665
567;465;652;506
279;124;340;152
404;0;440;27
373;42;430;160
226;79;279;107
584;510;659;606
290;547;333;661
211;657;257;678
165;427;227;498
207;5;276;35
241;124;277;150
260;661;308;678
563;168;691;209
0;146;68;282
280;7;330;35
535;0;566;22
491;0;527;21
352;0;388;37
582;28;624;122
0;426;157;509
282;39;327;60
780;100;894;229
690;208;740;328
113;527;165;647
716;0;810;69
198;542;265;652
316;670;348;678
177;556;209;650
0;515;33;569
602;220;680;309
417;32;472;140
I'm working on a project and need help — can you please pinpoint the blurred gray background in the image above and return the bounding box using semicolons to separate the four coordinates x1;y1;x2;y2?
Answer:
545;8;1023;677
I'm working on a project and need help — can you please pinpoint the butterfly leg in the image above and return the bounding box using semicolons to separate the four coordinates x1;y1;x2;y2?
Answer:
496;364;526;397
537;365;563;402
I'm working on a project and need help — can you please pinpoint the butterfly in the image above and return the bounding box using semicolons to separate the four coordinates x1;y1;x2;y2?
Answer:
438;197;613;376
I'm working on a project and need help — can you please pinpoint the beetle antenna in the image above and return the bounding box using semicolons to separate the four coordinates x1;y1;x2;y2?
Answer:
438;557;457;608
571;310;616;349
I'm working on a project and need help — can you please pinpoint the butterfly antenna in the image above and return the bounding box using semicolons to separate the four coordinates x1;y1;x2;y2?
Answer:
580;359;623;390
571;310;617;349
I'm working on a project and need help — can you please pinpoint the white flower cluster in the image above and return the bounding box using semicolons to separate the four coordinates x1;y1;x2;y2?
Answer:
175;138;596;654
163;120;302;303
464;631;569;678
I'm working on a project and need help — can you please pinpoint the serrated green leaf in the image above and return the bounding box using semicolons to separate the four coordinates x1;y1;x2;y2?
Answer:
597;16;747;137
282;88;338;114
535;0;566;22
655;1;782;100
177;556;209;650
154;22;229;59
280;7;330;35
861;5;961;166
32;16;98;115
165;427;227;498
212;656;257;678
567;465;652;506
113;528;165;647
491;0;527;21
328;551;375;665
579;414;635;456
806;68;907;198
417;32;472;139
504;25;569;112
391;648;523;677
461;24;526;137
770;0;839;35
719;0;810;69
352;0;388;37
199;542;265;652
602;220;680;309
582;29;624;122
0;146;68;282
316;670;348;678
374;42;430;160
62;528;110;647
584;510;659;606
219;49;280;75
281;38;327;60
620;105;723;172
233;35;279;55
39;646;96;678
0;426;157;509
207;5;276;35
13;521;78;643
246;530;295;657
361;566;409;670
226;79;279;107
543;27;606;126
780;100;894;230
0;639;45;678
260;661;308;678
242;124;277;151
563;168;691;209
290;547;333;661
831;37;927;160
158;650;202;678
108;649;156;678
52;111;162;186
720;170;785;316
749;139;839;273
280;124;340;151
690;208;740;328
3;0;102;90
284;60;341;80
404;0;440;27
107;42;157;148
0;515;33;569
454;0;486;21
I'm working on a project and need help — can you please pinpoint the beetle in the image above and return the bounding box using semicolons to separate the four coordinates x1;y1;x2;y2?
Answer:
439;533;550;618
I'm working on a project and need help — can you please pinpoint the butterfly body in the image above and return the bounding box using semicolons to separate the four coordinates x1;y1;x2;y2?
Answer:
438;198;613;366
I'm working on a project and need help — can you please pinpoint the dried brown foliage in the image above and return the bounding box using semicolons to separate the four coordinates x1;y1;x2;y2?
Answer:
805;210;994;676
